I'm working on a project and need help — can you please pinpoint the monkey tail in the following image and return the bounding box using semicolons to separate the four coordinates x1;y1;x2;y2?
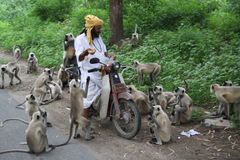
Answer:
0;149;30;154
183;79;190;92
40;95;59;106
53;120;74;147
16;100;26;107
154;46;163;58
0;118;28;127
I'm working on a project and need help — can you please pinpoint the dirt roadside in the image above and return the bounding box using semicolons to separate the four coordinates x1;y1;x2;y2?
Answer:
0;51;239;160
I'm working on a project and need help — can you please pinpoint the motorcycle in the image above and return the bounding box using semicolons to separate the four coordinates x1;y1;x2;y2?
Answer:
88;58;141;139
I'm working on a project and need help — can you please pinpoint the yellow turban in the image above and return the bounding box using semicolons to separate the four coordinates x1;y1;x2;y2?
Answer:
85;15;103;45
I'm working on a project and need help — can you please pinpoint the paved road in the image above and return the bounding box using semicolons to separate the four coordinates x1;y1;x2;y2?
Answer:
0;90;100;160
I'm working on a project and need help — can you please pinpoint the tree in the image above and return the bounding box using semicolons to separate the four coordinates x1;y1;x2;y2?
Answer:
109;0;123;45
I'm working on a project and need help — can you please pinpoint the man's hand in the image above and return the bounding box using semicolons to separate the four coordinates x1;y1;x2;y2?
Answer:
87;48;96;55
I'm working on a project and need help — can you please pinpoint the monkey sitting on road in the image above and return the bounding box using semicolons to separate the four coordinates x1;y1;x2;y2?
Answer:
0;61;21;89
20;94;39;121
27;52;38;74
132;60;160;84
148;105;172;145
127;85;151;114
171;87;193;125
0;111;55;154
152;85;175;111
210;84;240;119
31;68;54;104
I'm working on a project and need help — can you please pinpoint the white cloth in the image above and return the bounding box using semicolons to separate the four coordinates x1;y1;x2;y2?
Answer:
74;33;110;108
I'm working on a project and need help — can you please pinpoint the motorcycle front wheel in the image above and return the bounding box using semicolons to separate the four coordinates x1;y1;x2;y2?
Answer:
112;99;141;139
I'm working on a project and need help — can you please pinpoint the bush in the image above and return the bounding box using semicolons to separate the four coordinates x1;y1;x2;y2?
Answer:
207;10;240;33
32;0;74;22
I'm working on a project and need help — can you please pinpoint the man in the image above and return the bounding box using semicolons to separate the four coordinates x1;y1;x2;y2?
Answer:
75;15;113;140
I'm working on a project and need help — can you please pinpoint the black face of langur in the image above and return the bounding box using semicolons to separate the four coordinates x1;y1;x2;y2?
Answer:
223;80;233;86
174;87;186;96
132;60;139;68
44;69;53;81
1;67;6;72
64;33;74;42
30;94;35;101
127;86;133;94
153;86;163;95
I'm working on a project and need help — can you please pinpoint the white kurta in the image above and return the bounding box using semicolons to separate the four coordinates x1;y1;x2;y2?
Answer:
74;33;110;108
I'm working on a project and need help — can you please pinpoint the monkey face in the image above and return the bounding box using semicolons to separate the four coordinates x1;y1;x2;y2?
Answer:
127;85;137;93
30;94;35;100
69;79;80;89
153;86;163;95
174;87;186;96
64;33;74;42
132;60;139;67
1;65;7;72
32;111;43;122
26;94;36;102
127;85;133;93
44;68;51;74
223;80;233;86
152;105;163;116
15;48;21;54
210;84;220;93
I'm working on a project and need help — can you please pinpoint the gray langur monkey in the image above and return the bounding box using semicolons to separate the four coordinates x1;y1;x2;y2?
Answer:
152;85;175;111
18;94;39;121
63;33;79;81
148;105;172;145
63;33;77;67
31;68;54;103
0;111;54;154
27;52;38;74
210;84;240;119
53;77;92;147
57;64;69;89
223;80;233;86
171;87;193;125
132;60;160;84
12;45;22;61
216;80;233;116
40;81;63;105
0;61;21;89
127;85;151;114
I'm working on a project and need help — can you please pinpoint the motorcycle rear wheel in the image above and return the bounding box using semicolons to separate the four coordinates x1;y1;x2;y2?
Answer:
112;99;141;139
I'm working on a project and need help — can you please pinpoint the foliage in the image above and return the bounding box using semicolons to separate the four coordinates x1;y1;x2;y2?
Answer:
231;113;240;128
191;107;205;121
31;0;74;22
207;10;240;33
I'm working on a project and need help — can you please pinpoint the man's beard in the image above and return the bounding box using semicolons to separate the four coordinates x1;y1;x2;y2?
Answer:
91;30;100;38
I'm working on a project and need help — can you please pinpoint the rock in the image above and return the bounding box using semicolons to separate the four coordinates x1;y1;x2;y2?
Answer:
204;117;233;128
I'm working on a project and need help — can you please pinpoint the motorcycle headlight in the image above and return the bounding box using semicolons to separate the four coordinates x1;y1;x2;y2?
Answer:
113;62;121;71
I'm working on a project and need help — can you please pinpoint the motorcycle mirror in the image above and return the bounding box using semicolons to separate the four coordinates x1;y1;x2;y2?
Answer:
90;58;100;64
